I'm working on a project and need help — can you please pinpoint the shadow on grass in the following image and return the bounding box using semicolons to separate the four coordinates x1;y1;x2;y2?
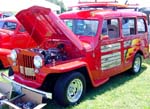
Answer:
143;58;150;65
82;65;147;102
44;65;147;109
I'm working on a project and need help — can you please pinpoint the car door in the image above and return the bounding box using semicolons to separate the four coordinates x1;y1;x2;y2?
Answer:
121;18;136;69
100;18;124;78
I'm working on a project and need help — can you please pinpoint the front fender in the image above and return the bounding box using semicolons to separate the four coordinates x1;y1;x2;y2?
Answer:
49;61;88;73
37;61;88;83
0;48;11;68
38;60;98;87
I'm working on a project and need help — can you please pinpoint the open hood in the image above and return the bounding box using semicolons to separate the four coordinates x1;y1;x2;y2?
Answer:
16;6;84;50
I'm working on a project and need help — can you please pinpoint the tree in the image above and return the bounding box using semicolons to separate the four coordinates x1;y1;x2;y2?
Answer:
46;0;66;13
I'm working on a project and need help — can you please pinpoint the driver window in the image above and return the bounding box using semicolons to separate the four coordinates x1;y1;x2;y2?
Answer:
107;19;119;38
101;19;119;39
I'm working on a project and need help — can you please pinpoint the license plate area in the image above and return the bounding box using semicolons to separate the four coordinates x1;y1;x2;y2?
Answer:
20;66;35;77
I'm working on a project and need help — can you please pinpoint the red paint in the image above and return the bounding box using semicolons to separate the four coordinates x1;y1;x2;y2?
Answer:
10;4;149;90
0;17;37;68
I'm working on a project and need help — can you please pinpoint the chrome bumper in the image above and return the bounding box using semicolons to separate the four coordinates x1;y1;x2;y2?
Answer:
0;72;52;99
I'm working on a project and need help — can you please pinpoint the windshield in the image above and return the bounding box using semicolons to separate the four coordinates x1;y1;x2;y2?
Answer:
64;19;99;36
0;21;17;31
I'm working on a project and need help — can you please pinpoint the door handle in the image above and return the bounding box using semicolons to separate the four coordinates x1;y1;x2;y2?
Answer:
118;39;123;41
108;45;112;48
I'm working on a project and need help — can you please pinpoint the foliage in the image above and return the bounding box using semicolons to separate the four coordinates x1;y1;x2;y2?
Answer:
46;0;66;13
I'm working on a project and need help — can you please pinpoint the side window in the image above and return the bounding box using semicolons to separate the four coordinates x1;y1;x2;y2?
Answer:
101;19;119;39
137;18;146;33
122;18;136;36
3;21;17;31
107;19;119;39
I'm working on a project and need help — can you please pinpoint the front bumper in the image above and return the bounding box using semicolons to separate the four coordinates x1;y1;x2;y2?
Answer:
0;72;52;99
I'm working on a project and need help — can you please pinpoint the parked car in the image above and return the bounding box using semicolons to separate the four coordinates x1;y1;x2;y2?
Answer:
139;7;150;43
7;3;149;107
0;17;37;68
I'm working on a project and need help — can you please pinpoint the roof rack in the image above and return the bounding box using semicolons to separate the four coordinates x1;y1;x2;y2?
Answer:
68;2;139;11
69;2;127;11
78;0;118;4
78;0;118;3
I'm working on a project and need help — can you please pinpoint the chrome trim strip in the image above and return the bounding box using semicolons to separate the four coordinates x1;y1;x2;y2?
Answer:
101;43;121;52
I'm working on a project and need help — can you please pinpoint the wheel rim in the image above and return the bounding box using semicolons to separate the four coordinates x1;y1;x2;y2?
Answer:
134;57;141;73
67;78;83;103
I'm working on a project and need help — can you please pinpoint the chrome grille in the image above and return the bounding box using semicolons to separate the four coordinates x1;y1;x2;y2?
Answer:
18;54;35;80
18;54;34;68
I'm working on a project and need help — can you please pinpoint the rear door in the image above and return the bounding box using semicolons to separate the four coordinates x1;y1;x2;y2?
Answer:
100;18;123;77
122;17;149;69
121;17;137;69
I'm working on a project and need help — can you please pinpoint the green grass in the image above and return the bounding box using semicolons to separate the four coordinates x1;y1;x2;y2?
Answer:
42;59;150;109
1;59;150;109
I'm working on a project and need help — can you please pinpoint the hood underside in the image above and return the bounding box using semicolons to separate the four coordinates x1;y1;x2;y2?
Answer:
16;6;83;50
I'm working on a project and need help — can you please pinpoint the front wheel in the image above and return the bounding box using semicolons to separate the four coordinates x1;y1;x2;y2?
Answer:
131;54;142;74
54;72;86;106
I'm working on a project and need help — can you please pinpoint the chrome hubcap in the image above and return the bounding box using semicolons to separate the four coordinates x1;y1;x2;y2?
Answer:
134;57;141;73
67;79;83;103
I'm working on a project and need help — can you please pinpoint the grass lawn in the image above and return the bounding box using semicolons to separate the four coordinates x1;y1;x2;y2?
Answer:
0;59;150;109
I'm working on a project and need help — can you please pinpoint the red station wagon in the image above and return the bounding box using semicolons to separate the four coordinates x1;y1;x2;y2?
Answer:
4;2;149;107
0;17;36;68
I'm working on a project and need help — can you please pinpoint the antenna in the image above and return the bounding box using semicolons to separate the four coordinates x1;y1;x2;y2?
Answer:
125;0;128;5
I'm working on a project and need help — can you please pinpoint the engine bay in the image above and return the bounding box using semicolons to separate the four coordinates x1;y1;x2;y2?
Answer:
30;43;67;65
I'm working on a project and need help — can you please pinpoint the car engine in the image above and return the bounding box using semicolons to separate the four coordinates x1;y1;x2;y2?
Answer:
31;44;67;65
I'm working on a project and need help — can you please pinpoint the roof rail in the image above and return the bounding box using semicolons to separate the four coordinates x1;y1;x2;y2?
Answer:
78;0;118;4
68;2;140;12
68;2;128;11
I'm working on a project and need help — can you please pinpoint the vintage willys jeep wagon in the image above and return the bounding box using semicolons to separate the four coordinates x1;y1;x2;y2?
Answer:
5;2;149;106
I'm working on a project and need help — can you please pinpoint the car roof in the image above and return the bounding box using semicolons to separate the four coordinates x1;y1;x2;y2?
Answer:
0;16;20;23
60;9;146;19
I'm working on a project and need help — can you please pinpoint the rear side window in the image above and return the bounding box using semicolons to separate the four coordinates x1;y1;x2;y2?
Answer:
122;18;136;36
137;18;146;33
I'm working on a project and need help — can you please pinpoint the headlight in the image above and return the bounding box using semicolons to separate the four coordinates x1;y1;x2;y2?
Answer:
10;50;17;61
34;55;43;68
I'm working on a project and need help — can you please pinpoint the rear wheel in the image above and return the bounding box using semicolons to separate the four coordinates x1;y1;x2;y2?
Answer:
54;72;86;106
131;54;142;74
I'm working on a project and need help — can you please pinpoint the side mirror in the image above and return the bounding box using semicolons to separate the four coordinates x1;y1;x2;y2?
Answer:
101;35;109;40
